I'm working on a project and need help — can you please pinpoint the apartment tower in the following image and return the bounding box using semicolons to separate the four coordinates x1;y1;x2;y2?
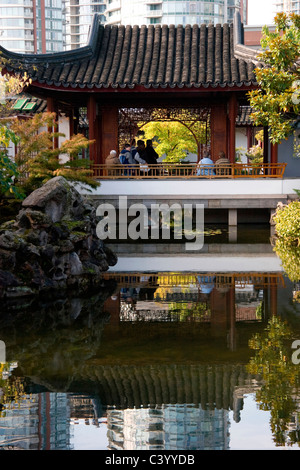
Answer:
0;0;64;54
105;0;248;27
274;0;300;14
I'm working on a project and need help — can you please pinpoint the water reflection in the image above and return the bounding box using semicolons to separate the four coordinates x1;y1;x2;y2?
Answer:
1;249;300;449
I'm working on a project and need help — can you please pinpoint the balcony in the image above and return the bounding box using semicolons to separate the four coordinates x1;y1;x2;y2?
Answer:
145;10;163;18
105;0;121;14
105;12;121;24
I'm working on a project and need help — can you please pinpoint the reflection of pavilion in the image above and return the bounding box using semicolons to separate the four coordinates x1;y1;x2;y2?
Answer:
103;272;284;345
88;363;256;450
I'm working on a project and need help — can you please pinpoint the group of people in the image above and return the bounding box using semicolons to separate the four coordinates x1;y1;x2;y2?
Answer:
105;139;159;175
105;144;230;177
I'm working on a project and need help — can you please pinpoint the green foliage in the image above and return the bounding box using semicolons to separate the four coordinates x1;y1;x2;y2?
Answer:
0;363;27;417
0;125;25;200
247;317;300;447
140;120;208;162
10;112;99;195
273;200;300;245
273;200;300;282
0;151;25;200
249;13;300;145
274;238;300;282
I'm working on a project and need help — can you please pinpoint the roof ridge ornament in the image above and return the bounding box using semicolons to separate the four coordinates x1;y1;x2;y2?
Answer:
233;10;262;67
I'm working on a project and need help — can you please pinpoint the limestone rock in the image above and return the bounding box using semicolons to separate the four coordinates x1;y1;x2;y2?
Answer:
0;177;117;298
22;176;84;223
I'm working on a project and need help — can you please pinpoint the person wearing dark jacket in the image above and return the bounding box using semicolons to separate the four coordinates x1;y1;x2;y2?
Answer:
144;139;159;165
134;140;147;164
134;140;150;175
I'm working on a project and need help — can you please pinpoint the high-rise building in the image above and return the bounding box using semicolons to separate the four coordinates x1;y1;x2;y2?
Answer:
0;1;248;54
274;0;300;14
0;0;64;54
63;0;106;50
105;0;248;27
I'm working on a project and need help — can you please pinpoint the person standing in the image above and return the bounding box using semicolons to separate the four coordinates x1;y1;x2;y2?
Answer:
134;140;147;164
119;143;135;164
134;140;149;176
144;139;159;164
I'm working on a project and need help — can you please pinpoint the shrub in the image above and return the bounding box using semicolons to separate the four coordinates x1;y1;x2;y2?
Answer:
273;201;300;245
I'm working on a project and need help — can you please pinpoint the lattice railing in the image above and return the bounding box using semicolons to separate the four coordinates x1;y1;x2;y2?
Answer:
93;162;287;179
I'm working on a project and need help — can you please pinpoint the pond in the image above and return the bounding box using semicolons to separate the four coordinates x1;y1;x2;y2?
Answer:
1;225;300;451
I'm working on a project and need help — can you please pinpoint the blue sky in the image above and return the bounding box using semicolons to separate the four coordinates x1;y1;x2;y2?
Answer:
247;0;275;25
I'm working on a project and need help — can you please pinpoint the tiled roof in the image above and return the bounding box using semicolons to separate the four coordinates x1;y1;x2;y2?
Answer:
9;96;47;113
236;105;254;126
0;14;258;91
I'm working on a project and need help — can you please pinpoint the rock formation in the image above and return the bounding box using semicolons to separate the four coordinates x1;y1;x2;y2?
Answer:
0;176;117;298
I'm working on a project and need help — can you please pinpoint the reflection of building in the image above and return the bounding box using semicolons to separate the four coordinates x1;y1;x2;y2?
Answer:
107;405;230;450
0;392;71;450
0;392;106;450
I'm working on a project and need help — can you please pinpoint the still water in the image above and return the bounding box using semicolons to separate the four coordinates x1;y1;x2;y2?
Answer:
1;225;300;451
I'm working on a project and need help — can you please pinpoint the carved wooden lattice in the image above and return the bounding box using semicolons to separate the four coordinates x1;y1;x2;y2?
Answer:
118;106;211;156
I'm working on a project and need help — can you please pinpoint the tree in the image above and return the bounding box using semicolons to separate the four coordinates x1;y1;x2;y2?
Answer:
10;112;99;195
273;200;300;284
249;13;300;146
0;127;25;201
0;59;99;200
0;62;30;201
247;317;300;447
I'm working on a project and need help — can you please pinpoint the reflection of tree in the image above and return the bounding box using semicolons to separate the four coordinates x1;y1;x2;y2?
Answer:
273;200;300;302
0;363;26;417
0;290;113;392
247;317;300;447
168;301;211;322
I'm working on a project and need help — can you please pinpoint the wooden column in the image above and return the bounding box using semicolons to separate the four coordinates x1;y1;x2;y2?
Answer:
270;143;278;176
270;143;278;164
228;94;237;163
87;95;97;164
100;105;119;164
46;97;58;149
263;126;269;164
270;285;278;317
227;287;237;352
210;103;227;161
246;126;253;150
69;108;74;138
